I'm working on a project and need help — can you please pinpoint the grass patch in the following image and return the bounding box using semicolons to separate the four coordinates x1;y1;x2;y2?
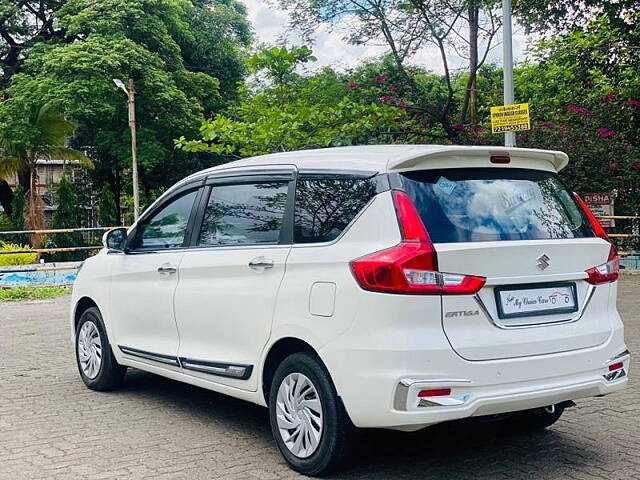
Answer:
0;286;70;302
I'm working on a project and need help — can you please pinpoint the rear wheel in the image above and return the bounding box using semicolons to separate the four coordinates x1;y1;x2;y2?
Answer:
75;307;126;391
268;352;351;476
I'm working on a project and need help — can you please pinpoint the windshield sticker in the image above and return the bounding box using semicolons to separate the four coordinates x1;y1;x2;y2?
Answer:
435;176;458;195
501;186;541;213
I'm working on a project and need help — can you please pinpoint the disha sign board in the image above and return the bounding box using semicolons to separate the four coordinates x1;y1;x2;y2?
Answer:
583;193;615;228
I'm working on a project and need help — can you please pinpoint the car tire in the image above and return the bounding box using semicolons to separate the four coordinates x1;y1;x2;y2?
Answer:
75;307;126;391
269;352;352;476
509;405;565;431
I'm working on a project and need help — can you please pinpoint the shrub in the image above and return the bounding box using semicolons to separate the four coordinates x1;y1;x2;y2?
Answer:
10;186;25;231
0;213;12;231
0;286;69;302
0;242;37;266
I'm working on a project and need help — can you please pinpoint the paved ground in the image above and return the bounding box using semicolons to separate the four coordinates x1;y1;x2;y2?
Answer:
1;278;639;480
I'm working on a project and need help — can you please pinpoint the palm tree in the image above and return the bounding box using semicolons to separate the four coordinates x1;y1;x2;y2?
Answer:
0;103;92;246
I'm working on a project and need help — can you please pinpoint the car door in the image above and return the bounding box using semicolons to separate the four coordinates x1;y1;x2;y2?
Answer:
109;184;202;367
174;167;295;391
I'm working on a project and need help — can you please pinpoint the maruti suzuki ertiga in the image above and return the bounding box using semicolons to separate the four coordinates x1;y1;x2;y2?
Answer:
71;145;629;476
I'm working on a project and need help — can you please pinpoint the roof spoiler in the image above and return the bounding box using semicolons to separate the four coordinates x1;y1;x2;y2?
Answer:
387;147;569;173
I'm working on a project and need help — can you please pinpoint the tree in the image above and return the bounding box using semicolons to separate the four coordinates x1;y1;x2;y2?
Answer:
0;0;66;85
0;103;91;245
247;45;316;89
278;0;501;137
51;173;82;261
513;0;639;37
0;0;250;220
176;47;412;157
52;174;77;229
10;185;25;231
97;184;118;227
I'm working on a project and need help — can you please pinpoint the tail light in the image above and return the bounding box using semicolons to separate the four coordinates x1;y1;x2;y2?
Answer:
586;243;619;285
573;193;620;284
350;191;486;295
573;192;608;239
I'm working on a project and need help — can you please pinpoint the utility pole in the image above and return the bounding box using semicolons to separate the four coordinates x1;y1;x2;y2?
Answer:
113;78;140;220
502;0;516;147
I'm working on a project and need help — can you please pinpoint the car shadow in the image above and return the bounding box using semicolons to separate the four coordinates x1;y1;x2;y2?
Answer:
120;369;605;479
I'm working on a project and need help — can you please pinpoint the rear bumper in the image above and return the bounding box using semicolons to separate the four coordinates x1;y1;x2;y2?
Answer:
390;354;628;431
321;327;629;430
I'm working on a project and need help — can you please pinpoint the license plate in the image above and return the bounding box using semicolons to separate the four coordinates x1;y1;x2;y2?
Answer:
494;282;578;319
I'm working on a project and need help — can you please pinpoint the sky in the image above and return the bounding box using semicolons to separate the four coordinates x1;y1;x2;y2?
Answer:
243;0;531;75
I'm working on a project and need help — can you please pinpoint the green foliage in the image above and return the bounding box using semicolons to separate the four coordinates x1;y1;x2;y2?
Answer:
0;242;37;266
513;0;639;37
0;213;12;231
177;49;412;157
0;1;63;85
0;103;91;183
10;186;25;231
0;286;70;302
0;0;250;209
97;184;119;227
50;175;84;262
52;176;78;229
248;46;316;87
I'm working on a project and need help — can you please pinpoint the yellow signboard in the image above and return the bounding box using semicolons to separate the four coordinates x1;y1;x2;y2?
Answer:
490;103;531;133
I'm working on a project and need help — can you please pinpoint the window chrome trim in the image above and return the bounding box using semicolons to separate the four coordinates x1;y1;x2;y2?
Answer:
118;346;180;367
394;378;472;411
179;358;253;380
605;349;630;366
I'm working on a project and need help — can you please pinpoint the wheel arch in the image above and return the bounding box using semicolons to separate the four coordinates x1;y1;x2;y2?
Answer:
73;296;99;331
261;337;326;403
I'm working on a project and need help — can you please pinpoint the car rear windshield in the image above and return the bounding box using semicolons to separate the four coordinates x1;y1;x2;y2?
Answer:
397;168;595;243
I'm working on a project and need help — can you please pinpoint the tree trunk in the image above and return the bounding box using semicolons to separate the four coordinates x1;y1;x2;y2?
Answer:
469;2;479;126
0;180;13;217
24;166;46;248
18;170;30;190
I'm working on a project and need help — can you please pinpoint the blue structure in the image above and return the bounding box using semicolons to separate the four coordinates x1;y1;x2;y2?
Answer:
0;262;81;287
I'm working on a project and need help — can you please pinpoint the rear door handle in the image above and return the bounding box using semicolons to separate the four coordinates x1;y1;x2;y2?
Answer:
248;257;274;271
157;264;178;275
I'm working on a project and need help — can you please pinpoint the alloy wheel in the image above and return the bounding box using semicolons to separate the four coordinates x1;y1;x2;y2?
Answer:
276;372;324;458
77;320;102;379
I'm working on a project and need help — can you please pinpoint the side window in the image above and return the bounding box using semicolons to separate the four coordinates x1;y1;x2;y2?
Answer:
294;176;378;244
132;189;198;250
198;181;289;246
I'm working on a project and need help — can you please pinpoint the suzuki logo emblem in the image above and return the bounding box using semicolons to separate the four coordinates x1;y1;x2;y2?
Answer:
537;254;550;271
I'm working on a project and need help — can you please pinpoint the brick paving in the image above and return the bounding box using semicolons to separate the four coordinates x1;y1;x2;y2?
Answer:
0;277;638;479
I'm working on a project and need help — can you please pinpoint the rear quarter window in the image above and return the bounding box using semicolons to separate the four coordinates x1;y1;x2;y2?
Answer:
294;175;378;244
397;168;595;243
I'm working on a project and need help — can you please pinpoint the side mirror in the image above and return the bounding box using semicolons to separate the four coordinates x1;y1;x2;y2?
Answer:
103;227;128;252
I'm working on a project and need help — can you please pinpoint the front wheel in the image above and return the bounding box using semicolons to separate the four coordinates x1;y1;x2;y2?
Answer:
269;352;351;476
75;307;126;391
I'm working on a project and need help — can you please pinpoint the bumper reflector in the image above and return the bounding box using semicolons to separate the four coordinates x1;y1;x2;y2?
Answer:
418;388;451;397
608;362;624;372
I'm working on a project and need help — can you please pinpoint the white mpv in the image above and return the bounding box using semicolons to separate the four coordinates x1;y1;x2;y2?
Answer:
71;145;629;475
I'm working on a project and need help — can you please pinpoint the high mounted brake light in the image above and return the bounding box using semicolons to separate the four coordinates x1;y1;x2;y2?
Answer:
573;192;620;284
349;191;486;295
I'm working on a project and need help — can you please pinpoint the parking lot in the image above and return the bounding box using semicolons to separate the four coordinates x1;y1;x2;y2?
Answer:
0;277;638;479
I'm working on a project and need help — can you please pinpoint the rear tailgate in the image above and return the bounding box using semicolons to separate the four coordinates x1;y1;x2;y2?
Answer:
394;164;616;361
438;239;613;360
